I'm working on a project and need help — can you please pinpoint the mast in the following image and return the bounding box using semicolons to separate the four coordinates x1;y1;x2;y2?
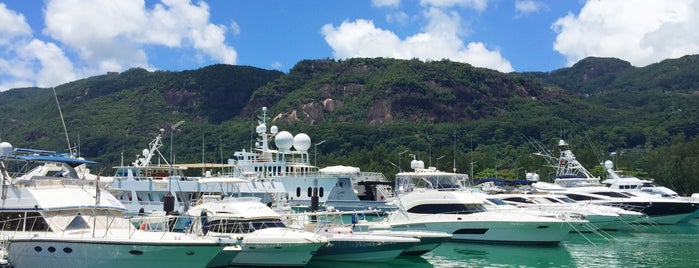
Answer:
53;87;72;155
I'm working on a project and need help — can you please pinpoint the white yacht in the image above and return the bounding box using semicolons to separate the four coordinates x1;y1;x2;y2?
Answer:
489;192;644;231
283;211;421;262
383;159;581;244
106;128;287;217
185;177;328;267
0;142;238;268
531;139;699;225
228;107;396;213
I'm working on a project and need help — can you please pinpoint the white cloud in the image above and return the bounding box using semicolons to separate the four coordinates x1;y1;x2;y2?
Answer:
322;17;513;72
553;0;699;67
515;0;547;17
322;4;513;72
420;0;488;11
0;3;32;46
0;0;238;91
372;0;401;8
42;0;236;72
0;3;77;91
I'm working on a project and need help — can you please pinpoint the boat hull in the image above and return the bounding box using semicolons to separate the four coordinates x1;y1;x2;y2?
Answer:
389;217;572;245
231;241;324;267
8;238;226;268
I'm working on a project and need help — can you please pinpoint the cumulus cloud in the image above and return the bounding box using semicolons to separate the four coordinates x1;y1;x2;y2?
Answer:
372;0;401;8
0;0;238;91
43;0;236;73
553;0;699;67
0;3;76;91
420;0;488;11
515;0;547;17
322;2;513;72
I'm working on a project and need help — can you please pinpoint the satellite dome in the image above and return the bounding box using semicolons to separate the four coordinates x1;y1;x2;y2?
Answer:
293;133;311;152
142;149;150;157
256;123;267;134
0;142;13;157
275;131;294;152
270;125;278;134
604;160;614;169
410;159;424;170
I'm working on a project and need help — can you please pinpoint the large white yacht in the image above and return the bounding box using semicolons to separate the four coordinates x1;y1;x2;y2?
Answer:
381;159;581;244
531;139;699;225
0;142;238;268
106;128;287;216
185;177;328;267
228;107;396;213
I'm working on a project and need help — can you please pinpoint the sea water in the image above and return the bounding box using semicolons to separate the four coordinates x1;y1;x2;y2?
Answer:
304;219;699;267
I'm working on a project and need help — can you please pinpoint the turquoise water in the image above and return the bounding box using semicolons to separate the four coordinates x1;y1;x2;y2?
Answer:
305;219;699;267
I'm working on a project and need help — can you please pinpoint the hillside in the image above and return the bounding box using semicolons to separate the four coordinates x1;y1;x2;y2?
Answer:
2;56;699;194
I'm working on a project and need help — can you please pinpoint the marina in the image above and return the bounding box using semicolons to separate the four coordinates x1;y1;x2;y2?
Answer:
3;109;699;267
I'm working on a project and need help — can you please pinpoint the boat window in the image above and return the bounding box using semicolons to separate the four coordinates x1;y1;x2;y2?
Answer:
65;215;89;230
307;187;312;197
591;191;632;198
486;198;508;205
502;197;533;204
319;187;324;197
407;203;486;214
296;187;301;197
208;219;286;233
556;197;577;203
565;194;602;201
0;212;49;231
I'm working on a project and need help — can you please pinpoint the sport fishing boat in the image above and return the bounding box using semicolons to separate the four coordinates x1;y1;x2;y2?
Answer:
383;159;582;244
228;107;396;213
531;139;699;225
185;177;328;267
0;142;238;268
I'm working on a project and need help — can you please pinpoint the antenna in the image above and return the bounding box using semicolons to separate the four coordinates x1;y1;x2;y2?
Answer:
53;87;72;155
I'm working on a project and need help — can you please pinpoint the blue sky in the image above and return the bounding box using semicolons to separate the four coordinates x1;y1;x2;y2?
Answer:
2;0;699;91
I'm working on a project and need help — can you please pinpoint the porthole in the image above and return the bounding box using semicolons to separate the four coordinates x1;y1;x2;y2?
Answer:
129;250;144;255
48;247;56;253
296;187;301;197
319;187;324;197
34;246;42;252
307;187;312;197
63;248;72;253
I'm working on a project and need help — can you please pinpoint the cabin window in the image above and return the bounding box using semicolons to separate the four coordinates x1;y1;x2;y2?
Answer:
307;187;312;197
296;187;301;197
407;203;486;214
0;212;48;231
319;187;324;197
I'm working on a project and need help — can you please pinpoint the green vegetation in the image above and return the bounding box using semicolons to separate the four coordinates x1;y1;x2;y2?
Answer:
2;57;699;195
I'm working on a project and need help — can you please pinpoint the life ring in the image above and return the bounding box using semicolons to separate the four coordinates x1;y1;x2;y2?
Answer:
140;221;148;230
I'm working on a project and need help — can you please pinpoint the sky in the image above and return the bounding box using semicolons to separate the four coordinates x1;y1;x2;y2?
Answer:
1;0;699;91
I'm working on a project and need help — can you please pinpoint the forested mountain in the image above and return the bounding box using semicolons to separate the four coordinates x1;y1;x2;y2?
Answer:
2;56;699;194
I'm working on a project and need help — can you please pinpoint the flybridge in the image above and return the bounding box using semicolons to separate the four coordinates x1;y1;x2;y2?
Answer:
0;145;97;167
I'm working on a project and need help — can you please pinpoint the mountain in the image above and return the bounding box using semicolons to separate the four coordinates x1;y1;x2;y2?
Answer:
2;56;699;194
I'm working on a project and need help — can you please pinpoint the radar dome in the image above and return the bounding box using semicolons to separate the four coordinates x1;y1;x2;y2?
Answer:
275;131;294;152
256;123;267;134
410;159;425;170
270;125;278;134
604;160;614;170
293;133;311;152
142;149;150;157
0;142;13;156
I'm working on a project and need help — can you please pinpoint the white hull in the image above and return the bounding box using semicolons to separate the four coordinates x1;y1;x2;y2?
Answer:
389;213;573;244
8;237;225;268
233;242;322;266
312;234;418;262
